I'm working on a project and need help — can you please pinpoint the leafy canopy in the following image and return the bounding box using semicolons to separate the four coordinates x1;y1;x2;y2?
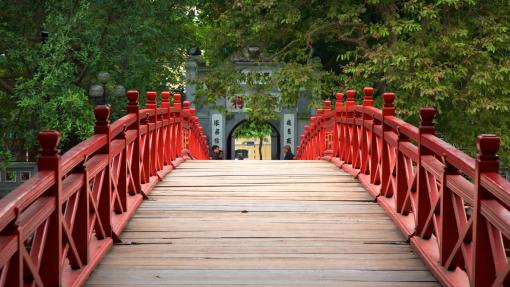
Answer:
0;0;197;162
196;0;510;165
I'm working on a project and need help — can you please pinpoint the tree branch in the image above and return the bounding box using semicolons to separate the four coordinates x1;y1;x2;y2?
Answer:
270;21;367;60
0;79;14;95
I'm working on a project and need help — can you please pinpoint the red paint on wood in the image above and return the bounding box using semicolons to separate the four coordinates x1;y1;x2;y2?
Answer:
0;90;209;287
296;87;510;287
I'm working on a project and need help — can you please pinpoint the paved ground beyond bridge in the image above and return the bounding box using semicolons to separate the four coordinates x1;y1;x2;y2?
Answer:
86;160;438;286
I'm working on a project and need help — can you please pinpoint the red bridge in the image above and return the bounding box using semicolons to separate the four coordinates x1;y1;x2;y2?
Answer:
0;88;508;287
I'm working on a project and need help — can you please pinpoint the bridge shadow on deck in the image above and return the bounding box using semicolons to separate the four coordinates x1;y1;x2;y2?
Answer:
86;160;438;287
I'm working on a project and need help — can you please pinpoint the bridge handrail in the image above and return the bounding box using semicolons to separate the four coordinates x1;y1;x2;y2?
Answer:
0;90;209;287
295;87;509;287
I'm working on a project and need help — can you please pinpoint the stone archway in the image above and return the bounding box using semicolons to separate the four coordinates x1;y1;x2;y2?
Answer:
226;120;281;160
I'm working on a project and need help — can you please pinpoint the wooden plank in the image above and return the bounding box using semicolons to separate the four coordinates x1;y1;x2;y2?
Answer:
87;269;437;285
89;284;440;287
86;160;437;286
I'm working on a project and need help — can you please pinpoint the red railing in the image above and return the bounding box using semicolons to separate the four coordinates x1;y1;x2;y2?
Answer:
296;87;510;287
0;90;209;287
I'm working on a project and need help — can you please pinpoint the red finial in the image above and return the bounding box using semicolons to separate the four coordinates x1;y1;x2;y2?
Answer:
382;92;396;116
311;116;316;124
419;107;435;127
317;109;324;116
183;101;190;110
146;91;157;108
304;125;310;132
363;87;374;107
94;105;111;127
323;100;331;111
126;90;139;113
189;108;196;116
476;134;500;161
127;90;139;106
335;93;344;109
346;90;356;102
383;92;395;107
363;87;374;100
94;105;111;134
173;93;182;109
161;91;170;108
38;130;61;156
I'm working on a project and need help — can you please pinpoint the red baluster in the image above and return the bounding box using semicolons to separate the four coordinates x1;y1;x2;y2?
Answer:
146;92;158;176
472;134;501;287
126;91;141;195
317;109;324;157
416;107;435;237
174;94;183;159
93;106;113;240
334;93;343;158
344;90;356;164
161;92;172;167
37;130;63;286
304;126;310;160
380;92;396;197
360;87;374;175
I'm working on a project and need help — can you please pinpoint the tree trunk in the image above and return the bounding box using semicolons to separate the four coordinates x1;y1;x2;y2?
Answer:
259;137;263;160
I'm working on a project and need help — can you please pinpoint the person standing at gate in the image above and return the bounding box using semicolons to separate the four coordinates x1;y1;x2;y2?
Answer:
282;145;294;160
210;145;221;160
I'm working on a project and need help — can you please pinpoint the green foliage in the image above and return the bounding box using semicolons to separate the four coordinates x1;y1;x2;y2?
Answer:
197;0;510;165
233;119;272;160
0;0;197;163
233;120;272;139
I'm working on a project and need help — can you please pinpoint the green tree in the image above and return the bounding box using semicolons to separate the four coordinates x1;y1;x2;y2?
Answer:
0;0;197;163
233;120;272;160
196;0;510;165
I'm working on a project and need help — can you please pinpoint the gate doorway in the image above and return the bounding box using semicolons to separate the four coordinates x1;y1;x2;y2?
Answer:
226;120;281;160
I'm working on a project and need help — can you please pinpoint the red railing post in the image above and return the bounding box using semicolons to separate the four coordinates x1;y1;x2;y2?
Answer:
189;107;198;157
309;117;316;159
323;100;333;157
183;101;191;153
334;93;343;158
146;92;158;177
161;92;172;167
317;108;324;157
37;130;63;286
360;87;373;175
395;125;411;214
369;93;383;185
173;94;183;158
380;92;396;197
344;90;356;164
304;126;310;160
351;95;362;170
126;90;141;194
471;134;501;286
416;107;435;237
93;106;113;239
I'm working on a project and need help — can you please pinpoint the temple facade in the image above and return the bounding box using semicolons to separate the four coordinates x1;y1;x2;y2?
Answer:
184;50;314;159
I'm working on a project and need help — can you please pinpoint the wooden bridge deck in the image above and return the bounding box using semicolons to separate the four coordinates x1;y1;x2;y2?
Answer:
86;160;438;287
